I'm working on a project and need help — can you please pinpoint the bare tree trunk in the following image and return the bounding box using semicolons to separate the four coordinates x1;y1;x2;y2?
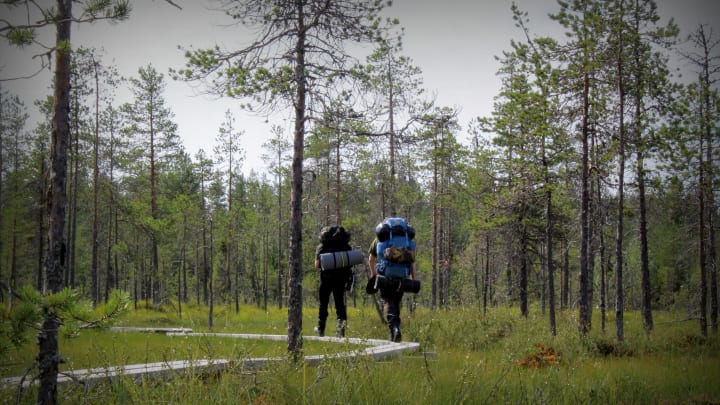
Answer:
483;235;490;315
11;220;17;297
0;92;4;302
235;246;241;313
38;1;72;402
615;34;627;343
37;143;47;293
200;176;209;305
578;69;592;335
473;242;480;305
562;161;571;310
698;135;708;337
226;144;234;298
66;84;79;290
699;26;717;333
195;240;200;306
637;147;653;332
544;148;556;335
708;137;717;333
335;128;341;223
444;174;453;308
277;146;284;309
263;228;269;311
287;5;307;356
107;122;117;300
519;229;528;318
91;57;100;306
431;132;438;309
209;217;214;330
599;206;608;333
150;122;160;305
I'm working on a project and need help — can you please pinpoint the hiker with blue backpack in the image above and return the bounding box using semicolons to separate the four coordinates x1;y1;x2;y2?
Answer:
314;225;360;337
367;217;418;342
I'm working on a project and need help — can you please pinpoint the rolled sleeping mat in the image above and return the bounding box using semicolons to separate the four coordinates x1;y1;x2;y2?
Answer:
374;275;421;294
319;249;364;270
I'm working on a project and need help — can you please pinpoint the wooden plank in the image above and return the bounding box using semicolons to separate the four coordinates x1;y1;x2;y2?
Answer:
1;333;418;390
108;327;193;334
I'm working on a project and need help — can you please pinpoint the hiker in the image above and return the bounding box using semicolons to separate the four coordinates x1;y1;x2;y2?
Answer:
314;225;354;337
368;217;417;342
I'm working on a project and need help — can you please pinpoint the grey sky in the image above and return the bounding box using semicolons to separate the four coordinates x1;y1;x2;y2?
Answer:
1;0;718;174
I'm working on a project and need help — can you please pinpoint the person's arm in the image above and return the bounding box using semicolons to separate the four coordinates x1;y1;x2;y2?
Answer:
410;262;416;280
315;245;322;269
368;238;378;278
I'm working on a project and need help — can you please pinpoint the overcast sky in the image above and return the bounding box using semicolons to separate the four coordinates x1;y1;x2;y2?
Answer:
2;0;718;175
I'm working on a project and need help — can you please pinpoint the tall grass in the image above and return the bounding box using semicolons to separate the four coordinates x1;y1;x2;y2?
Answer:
2;302;718;404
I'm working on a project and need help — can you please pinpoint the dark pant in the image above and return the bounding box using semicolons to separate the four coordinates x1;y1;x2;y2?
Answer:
318;269;350;322
380;284;404;338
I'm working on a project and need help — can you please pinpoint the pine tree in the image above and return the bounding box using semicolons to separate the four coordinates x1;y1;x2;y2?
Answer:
176;0;394;356
122;64;181;306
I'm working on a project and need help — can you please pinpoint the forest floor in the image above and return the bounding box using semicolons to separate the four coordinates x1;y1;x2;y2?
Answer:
2;303;719;404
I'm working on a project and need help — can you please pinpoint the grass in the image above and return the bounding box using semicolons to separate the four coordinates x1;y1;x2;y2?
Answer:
2;301;719;404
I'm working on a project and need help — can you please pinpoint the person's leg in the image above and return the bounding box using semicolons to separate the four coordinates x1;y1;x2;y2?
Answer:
332;278;347;337
393;292;404;342
382;288;403;342
315;278;331;336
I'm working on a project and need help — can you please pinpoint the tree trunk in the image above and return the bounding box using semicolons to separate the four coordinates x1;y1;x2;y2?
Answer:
226;147;233;298
699;25;717;332
277;146;284;309
599;207;607;333
708;135;717;333
263;228;269;311
287;5;307;357
578;69;592;335
38;1;72;403
544;147;556;335
335;127;341;223
559;238;566;309
91;57;100;306
209;217;214;330
235;247;240;313
66;86;79;289
0;92;4;302
431;131;439;309
383;58;397;212
150;123;160;305
519;229;528;318
483;235;490;315
615;35;626;343
107;122;117;300
698;135;708;337
37;142;47;293
200;175;209;305
637;147;653;332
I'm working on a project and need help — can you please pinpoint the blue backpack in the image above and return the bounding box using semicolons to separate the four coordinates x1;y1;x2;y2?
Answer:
375;217;416;279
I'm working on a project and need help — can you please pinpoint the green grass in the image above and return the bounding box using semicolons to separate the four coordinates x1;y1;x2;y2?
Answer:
2;302;719;404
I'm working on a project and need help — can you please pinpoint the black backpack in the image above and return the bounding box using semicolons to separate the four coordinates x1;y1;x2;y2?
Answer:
319;225;351;250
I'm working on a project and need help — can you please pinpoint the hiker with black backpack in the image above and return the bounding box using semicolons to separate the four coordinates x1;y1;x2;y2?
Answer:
314;225;358;337
367;217;418;342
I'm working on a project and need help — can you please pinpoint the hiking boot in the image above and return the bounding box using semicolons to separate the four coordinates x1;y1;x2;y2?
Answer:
314;319;326;337
336;319;346;338
391;326;402;343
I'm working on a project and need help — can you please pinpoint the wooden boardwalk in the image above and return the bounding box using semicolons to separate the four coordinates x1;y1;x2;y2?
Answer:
1;329;419;390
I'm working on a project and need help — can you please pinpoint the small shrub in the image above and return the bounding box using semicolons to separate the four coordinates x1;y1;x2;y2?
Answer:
517;343;561;369
590;338;634;357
